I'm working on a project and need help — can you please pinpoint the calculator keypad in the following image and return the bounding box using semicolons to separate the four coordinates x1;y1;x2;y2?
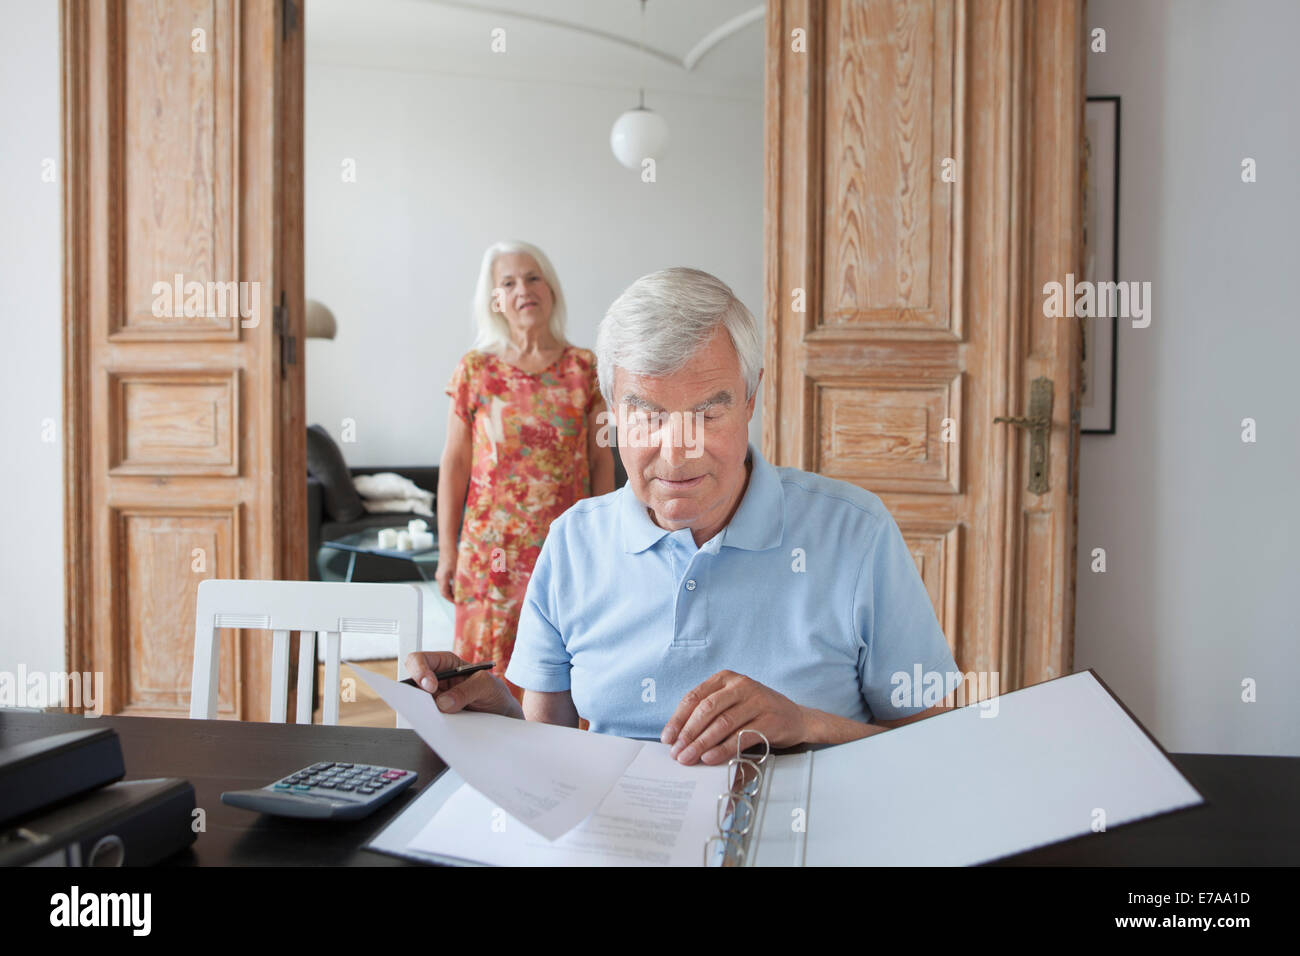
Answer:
271;764;412;802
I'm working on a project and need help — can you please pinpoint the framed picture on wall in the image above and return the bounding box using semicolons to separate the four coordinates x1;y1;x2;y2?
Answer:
1082;95;1120;434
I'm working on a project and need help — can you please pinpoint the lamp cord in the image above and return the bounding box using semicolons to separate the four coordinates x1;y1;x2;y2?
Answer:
638;0;647;109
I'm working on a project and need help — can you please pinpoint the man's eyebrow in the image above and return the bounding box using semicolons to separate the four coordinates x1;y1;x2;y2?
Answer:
621;393;663;412
620;390;733;412
691;390;733;412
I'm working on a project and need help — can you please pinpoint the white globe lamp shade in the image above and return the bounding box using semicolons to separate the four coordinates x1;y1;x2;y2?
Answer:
610;107;669;169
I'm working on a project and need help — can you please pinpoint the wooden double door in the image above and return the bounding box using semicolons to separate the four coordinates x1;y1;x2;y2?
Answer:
62;0;1082;717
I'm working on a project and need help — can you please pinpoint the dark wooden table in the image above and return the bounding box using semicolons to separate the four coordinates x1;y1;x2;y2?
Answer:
1;711;447;866
3;711;1297;865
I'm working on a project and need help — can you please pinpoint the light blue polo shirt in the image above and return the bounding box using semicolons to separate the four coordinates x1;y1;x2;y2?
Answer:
504;442;959;740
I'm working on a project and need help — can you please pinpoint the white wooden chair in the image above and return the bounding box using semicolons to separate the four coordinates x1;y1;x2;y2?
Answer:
190;579;423;728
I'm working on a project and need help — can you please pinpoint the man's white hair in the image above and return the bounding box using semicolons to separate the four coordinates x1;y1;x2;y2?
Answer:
596;267;762;407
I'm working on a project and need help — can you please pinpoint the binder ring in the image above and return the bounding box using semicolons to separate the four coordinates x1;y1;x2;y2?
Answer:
727;756;763;798
703;832;746;867
717;791;756;836
736;728;770;765
704;731;770;867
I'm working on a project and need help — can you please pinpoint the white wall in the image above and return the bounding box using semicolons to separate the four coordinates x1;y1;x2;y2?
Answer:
1075;0;1300;755
0;0;64;677
303;1;765;465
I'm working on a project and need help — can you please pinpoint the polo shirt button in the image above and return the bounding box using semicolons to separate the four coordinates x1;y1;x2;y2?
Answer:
685;579;697;591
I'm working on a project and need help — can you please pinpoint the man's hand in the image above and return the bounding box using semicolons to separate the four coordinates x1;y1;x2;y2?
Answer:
660;670;808;765
403;651;523;719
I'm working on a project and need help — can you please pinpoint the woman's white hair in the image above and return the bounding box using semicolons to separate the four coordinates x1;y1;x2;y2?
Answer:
596;267;762;407
471;240;569;353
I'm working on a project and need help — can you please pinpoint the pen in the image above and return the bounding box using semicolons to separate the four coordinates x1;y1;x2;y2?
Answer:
400;661;496;689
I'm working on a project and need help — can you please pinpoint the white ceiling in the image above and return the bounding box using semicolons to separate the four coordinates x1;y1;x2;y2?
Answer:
307;0;766;98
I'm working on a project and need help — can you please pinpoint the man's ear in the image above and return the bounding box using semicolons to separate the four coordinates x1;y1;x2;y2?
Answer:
746;369;765;416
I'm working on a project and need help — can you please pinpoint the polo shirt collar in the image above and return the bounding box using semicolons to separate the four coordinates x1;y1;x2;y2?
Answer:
721;443;785;551
619;442;785;554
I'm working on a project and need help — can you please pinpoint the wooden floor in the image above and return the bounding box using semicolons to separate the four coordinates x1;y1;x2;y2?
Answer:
314;658;401;727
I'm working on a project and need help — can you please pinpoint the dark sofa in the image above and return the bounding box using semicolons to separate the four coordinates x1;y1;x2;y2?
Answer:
307;465;440;581
304;417;628;581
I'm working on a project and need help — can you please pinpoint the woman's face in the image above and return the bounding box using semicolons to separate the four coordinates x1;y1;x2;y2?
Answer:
491;253;554;336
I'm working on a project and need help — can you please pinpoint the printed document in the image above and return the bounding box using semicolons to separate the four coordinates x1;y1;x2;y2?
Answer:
350;664;643;840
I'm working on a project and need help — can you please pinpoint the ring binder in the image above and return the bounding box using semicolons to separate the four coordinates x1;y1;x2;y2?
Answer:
368;672;1204;867
704;729;770;866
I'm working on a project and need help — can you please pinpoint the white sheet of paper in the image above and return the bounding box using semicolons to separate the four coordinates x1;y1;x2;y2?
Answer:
408;743;726;866
349;664;642;840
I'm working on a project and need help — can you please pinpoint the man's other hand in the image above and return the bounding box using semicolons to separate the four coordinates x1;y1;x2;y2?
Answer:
660;670;808;765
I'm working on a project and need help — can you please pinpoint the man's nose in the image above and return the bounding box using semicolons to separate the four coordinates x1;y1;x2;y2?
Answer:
657;413;687;468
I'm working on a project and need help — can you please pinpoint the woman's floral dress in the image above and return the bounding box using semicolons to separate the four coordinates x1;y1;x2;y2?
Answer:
445;346;600;702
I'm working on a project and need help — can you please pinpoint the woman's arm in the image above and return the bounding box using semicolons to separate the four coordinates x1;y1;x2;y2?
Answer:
587;399;616;496
436;404;472;602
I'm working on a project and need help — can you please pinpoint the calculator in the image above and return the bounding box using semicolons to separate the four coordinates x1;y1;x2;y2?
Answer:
220;761;418;820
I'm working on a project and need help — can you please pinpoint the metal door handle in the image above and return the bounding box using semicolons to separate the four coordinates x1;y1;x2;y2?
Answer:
994;376;1053;494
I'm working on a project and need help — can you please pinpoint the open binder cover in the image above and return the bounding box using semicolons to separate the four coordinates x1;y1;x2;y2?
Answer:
745;668;1205;866
366;669;1204;866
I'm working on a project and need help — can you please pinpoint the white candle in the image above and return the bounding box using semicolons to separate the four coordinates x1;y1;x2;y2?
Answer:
377;528;399;549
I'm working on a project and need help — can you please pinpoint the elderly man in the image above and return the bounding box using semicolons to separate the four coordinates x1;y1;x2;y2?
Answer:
408;267;959;765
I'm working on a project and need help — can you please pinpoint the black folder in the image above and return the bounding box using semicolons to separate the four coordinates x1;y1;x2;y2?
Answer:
0;726;125;827
0;777;196;866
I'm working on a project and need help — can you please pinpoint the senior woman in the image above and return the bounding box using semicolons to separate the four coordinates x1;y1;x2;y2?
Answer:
415;266;958;761
437;240;615;704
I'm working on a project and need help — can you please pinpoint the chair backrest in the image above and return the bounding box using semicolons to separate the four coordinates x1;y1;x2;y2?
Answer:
190;579;422;727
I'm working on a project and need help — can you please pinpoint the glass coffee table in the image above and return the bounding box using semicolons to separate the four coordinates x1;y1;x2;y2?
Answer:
320;530;439;583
